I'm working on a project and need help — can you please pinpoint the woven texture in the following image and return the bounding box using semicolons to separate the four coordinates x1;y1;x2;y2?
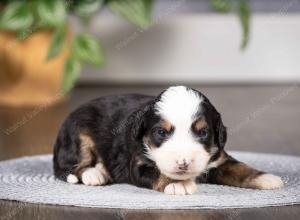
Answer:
0;151;300;209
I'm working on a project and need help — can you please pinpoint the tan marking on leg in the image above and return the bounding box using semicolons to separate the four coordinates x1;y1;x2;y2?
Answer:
74;133;97;177
72;132;112;185
226;163;260;188
207;154;283;190
214;160;264;188
153;174;174;192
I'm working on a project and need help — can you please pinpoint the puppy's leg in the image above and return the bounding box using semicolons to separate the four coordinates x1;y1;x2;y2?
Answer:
206;151;284;190
153;175;198;195
71;133;111;186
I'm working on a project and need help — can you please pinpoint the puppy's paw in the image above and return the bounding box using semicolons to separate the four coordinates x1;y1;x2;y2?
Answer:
183;179;198;195
164;180;198;195
66;174;79;184
251;174;284;190
81;168;107;186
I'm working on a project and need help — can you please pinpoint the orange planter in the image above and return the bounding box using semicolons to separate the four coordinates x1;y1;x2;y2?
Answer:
0;30;71;106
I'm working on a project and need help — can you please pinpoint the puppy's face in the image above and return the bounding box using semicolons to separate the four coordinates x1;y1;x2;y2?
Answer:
142;86;226;180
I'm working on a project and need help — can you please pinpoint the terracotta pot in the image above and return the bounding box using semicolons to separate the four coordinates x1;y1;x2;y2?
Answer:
0;30;71;107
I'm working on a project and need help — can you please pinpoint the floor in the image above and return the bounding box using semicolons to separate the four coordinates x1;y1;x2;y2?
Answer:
0;85;300;219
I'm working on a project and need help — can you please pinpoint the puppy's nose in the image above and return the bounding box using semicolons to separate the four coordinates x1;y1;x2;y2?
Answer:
176;159;190;170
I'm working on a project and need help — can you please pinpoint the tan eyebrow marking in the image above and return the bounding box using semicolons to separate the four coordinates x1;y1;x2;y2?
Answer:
195;118;207;130
160;119;173;132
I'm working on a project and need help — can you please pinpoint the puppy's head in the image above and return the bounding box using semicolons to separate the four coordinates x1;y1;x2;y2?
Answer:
133;86;227;180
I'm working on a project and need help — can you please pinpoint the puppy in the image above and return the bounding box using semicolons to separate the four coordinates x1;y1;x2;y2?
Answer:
53;86;283;195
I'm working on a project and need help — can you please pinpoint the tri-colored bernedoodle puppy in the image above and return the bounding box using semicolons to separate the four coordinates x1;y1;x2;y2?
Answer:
53;86;283;195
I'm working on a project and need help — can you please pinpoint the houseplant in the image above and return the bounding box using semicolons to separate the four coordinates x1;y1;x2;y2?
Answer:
0;0;250;106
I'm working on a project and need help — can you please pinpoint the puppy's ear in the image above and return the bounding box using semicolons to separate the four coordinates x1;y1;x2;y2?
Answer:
202;99;227;149
131;102;153;141
214;113;227;149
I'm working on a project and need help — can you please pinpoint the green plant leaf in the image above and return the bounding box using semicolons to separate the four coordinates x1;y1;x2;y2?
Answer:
73;0;104;18
47;27;66;61
238;0;251;49
0;2;34;31
210;0;231;13
107;0;153;29
72;33;104;66
62;56;81;95
35;0;66;27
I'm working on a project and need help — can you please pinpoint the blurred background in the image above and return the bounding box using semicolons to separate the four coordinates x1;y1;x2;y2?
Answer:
0;0;299;160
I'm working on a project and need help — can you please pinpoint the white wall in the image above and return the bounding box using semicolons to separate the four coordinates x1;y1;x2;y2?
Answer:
72;13;300;84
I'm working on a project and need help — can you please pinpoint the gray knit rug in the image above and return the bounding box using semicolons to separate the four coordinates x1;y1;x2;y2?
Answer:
0;151;299;209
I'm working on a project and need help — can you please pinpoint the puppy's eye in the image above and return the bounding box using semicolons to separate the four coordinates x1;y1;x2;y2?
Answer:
157;128;167;138
198;128;208;138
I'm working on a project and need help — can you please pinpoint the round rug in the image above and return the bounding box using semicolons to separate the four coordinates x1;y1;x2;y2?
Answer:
0;151;299;209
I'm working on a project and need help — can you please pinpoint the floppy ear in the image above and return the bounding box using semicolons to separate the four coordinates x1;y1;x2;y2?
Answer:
131;102;153;141
202;99;227;149
214;113;227;149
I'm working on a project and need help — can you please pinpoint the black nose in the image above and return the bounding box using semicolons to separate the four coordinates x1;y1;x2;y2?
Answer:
177;159;189;170
178;164;189;170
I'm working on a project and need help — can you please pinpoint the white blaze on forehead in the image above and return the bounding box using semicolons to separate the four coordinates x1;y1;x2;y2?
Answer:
155;86;203;125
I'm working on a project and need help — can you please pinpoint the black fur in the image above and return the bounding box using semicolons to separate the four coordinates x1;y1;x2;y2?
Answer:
53;94;158;187
53;87;271;192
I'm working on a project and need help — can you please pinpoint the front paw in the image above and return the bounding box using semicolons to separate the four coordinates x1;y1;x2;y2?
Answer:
81;168;107;186
250;174;284;190
164;179;198;195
